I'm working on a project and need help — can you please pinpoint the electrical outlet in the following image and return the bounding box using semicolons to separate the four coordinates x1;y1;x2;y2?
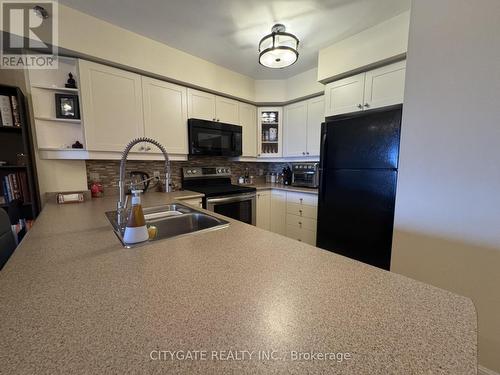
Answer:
153;171;160;180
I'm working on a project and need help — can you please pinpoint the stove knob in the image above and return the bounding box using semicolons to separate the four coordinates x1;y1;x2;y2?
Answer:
192;169;197;174
224;168;229;173
186;170;192;174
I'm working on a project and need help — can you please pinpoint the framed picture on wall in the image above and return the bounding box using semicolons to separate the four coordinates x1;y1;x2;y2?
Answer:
55;94;80;119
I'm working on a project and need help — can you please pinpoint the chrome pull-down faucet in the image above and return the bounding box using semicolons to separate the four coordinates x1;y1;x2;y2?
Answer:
117;138;172;226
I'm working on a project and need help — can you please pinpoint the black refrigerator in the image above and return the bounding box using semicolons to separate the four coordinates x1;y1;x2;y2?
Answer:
316;105;402;270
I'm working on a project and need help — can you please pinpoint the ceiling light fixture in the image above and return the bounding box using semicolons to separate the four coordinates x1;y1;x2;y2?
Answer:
258;24;299;69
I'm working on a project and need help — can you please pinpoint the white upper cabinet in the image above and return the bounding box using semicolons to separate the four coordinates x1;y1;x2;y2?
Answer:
324;73;365;117
257;107;283;157
306;96;325;156
187;88;216;121
284;96;325;157
363;60;406;110
324;60;406;117
142;77;188;154
79;60;144;152
187;88;239;125
215;96;239;124
239;103;257;157
284;101;308;157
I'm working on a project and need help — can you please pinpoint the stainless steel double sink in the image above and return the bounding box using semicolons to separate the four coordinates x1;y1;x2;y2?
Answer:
105;203;230;248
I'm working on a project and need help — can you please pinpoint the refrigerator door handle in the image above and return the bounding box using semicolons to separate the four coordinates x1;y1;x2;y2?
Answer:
318;124;328;201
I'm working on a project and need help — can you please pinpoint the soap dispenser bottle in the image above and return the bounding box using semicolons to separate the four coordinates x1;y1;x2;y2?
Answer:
123;189;149;244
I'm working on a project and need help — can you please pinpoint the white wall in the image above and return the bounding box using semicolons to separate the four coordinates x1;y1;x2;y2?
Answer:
318;11;410;83
254;68;324;103
0;4;256;102
392;0;500;372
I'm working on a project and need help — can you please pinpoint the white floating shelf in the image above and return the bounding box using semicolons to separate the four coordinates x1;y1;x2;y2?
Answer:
35;116;81;124
32;85;79;92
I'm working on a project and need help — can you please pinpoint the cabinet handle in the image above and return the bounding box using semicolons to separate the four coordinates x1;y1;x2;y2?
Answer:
212;118;216;121
299;209;303;215
217;118;220;122
139;146;145;151
357;104;363;109
306;152;309;155
299;198;303;203
364;103;370;108
302;152;305;155
145;146;151;151
298;222;302;226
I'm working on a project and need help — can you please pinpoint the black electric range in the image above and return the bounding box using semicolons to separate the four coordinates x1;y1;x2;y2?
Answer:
182;167;256;225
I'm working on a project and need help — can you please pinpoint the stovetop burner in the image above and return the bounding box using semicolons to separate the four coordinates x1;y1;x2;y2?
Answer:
182;166;256;197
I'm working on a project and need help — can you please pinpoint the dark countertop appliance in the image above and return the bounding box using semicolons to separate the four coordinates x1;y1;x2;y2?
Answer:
316;105;402;270
291;162;319;188
188;118;242;156
182;167;256;225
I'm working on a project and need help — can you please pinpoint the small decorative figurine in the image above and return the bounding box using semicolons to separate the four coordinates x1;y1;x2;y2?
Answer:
65;72;77;88
71;140;83;149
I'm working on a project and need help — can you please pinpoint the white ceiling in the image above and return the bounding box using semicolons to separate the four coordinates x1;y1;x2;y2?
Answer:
58;0;411;79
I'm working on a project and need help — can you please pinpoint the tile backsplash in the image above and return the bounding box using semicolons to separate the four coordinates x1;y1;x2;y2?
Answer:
86;156;289;191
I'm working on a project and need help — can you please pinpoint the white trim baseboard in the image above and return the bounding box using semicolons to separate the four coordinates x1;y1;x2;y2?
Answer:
478;365;500;375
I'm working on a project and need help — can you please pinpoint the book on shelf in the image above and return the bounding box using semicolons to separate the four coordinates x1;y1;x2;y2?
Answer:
0;95;14;127
10;95;21;127
2;171;31;204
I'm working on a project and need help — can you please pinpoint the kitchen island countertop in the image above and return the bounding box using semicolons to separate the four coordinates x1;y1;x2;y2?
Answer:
0;192;476;374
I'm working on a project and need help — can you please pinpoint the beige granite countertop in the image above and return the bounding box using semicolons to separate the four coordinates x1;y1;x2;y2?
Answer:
0;192;476;374
240;182;318;194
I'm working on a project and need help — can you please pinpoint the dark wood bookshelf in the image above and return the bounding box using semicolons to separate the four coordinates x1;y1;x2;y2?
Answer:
0;125;22;133
0;85;40;222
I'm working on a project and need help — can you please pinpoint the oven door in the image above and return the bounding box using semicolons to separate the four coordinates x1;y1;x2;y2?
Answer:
189;119;242;156
206;193;256;225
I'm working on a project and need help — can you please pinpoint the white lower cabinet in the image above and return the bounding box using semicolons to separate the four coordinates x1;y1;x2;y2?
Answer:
285;191;318;245
270;190;287;235
286;225;317;246
256;189;318;245
256;191;271;230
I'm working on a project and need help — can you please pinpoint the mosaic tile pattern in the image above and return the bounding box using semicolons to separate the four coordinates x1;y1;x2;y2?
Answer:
86;157;290;191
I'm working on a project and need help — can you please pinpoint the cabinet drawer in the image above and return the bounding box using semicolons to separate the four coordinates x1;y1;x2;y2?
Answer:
286;202;317;219
286;214;317;231
286;225;316;246
286;192;318;206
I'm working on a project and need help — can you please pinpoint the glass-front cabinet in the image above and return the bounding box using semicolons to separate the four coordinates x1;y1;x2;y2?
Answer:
257;107;283;157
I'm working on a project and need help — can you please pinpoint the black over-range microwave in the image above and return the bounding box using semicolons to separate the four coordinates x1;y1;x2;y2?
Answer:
188;118;242;156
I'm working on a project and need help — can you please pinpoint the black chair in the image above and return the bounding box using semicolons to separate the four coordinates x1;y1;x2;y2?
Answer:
0;208;16;270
